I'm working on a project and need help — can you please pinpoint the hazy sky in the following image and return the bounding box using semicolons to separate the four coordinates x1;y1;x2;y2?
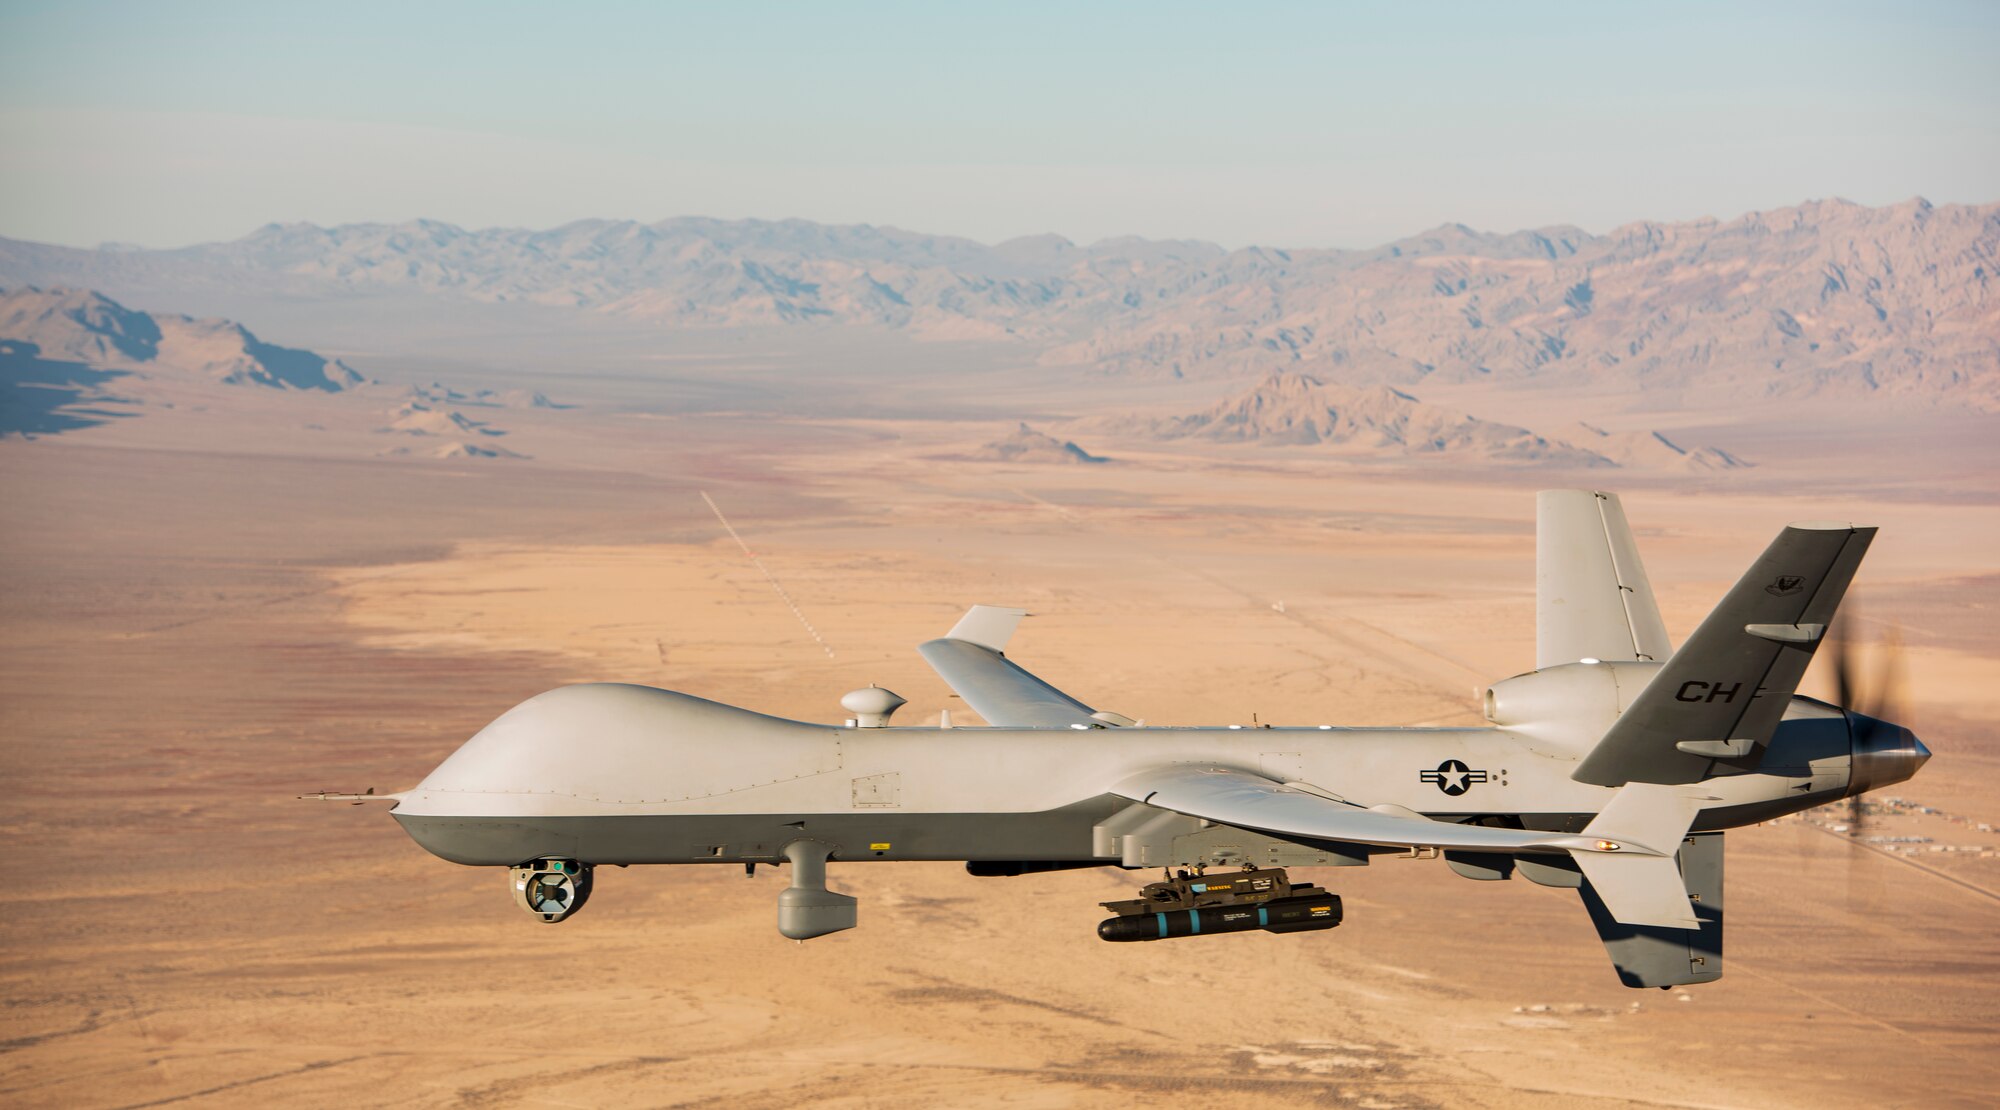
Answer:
1;0;1994;249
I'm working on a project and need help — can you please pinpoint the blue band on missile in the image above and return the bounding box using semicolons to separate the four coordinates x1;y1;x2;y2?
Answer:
1258;905;1269;927
1189;910;1200;934
1156;913;1167;938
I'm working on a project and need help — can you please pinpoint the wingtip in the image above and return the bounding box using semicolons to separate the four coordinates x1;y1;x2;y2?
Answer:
944;605;1029;652
1786;520;1861;532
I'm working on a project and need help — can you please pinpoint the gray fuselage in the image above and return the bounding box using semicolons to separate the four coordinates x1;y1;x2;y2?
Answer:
391;682;1858;869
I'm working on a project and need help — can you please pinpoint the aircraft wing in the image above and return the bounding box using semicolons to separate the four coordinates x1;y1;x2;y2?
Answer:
1111;764;1704;928
1111;764;1598;854
917;606;1113;729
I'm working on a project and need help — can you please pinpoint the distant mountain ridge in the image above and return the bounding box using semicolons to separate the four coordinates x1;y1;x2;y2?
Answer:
1080;372;1608;466
1078;372;1751;470
2;197;1994;410
0;286;362;390
0;287;539;457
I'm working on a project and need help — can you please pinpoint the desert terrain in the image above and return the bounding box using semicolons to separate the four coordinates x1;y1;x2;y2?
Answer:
3;201;1998;1108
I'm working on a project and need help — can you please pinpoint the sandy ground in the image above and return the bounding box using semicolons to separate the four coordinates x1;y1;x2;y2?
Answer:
3;374;1998;1109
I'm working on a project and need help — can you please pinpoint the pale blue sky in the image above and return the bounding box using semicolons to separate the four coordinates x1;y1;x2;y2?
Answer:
1;0;1994;248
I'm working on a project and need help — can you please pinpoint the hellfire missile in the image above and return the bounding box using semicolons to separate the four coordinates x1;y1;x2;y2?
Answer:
1096;865;1342;941
1097;892;1343;941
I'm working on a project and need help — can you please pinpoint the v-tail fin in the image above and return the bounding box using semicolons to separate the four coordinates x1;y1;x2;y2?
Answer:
1581;832;1725;988
1572;520;1875;786
1536;490;1672;668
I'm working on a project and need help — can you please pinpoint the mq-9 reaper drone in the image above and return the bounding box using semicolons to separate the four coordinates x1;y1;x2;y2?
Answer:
309;490;1928;989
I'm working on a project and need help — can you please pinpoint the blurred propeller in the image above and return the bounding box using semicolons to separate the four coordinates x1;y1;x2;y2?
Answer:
1825;602;1907;833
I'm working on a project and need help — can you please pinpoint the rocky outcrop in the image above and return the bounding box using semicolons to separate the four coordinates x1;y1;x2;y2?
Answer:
1094;372;1613;466
975;422;1108;464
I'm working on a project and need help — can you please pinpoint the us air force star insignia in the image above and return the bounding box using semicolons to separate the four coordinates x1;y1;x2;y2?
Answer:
1420;759;1490;796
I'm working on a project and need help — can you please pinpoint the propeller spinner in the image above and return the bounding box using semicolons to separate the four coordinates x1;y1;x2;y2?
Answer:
1829;611;1930;823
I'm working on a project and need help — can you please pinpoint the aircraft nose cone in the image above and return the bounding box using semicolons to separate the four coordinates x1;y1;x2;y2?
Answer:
1847;712;1930;795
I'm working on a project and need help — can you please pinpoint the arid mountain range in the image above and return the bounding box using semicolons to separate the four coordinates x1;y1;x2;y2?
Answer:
0;285;362;391
1071;372;1748;469
0;286;540;456
0;284;1735;468
3;197;1994;411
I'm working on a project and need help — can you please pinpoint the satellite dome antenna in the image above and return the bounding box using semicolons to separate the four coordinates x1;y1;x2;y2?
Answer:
840;685;906;727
